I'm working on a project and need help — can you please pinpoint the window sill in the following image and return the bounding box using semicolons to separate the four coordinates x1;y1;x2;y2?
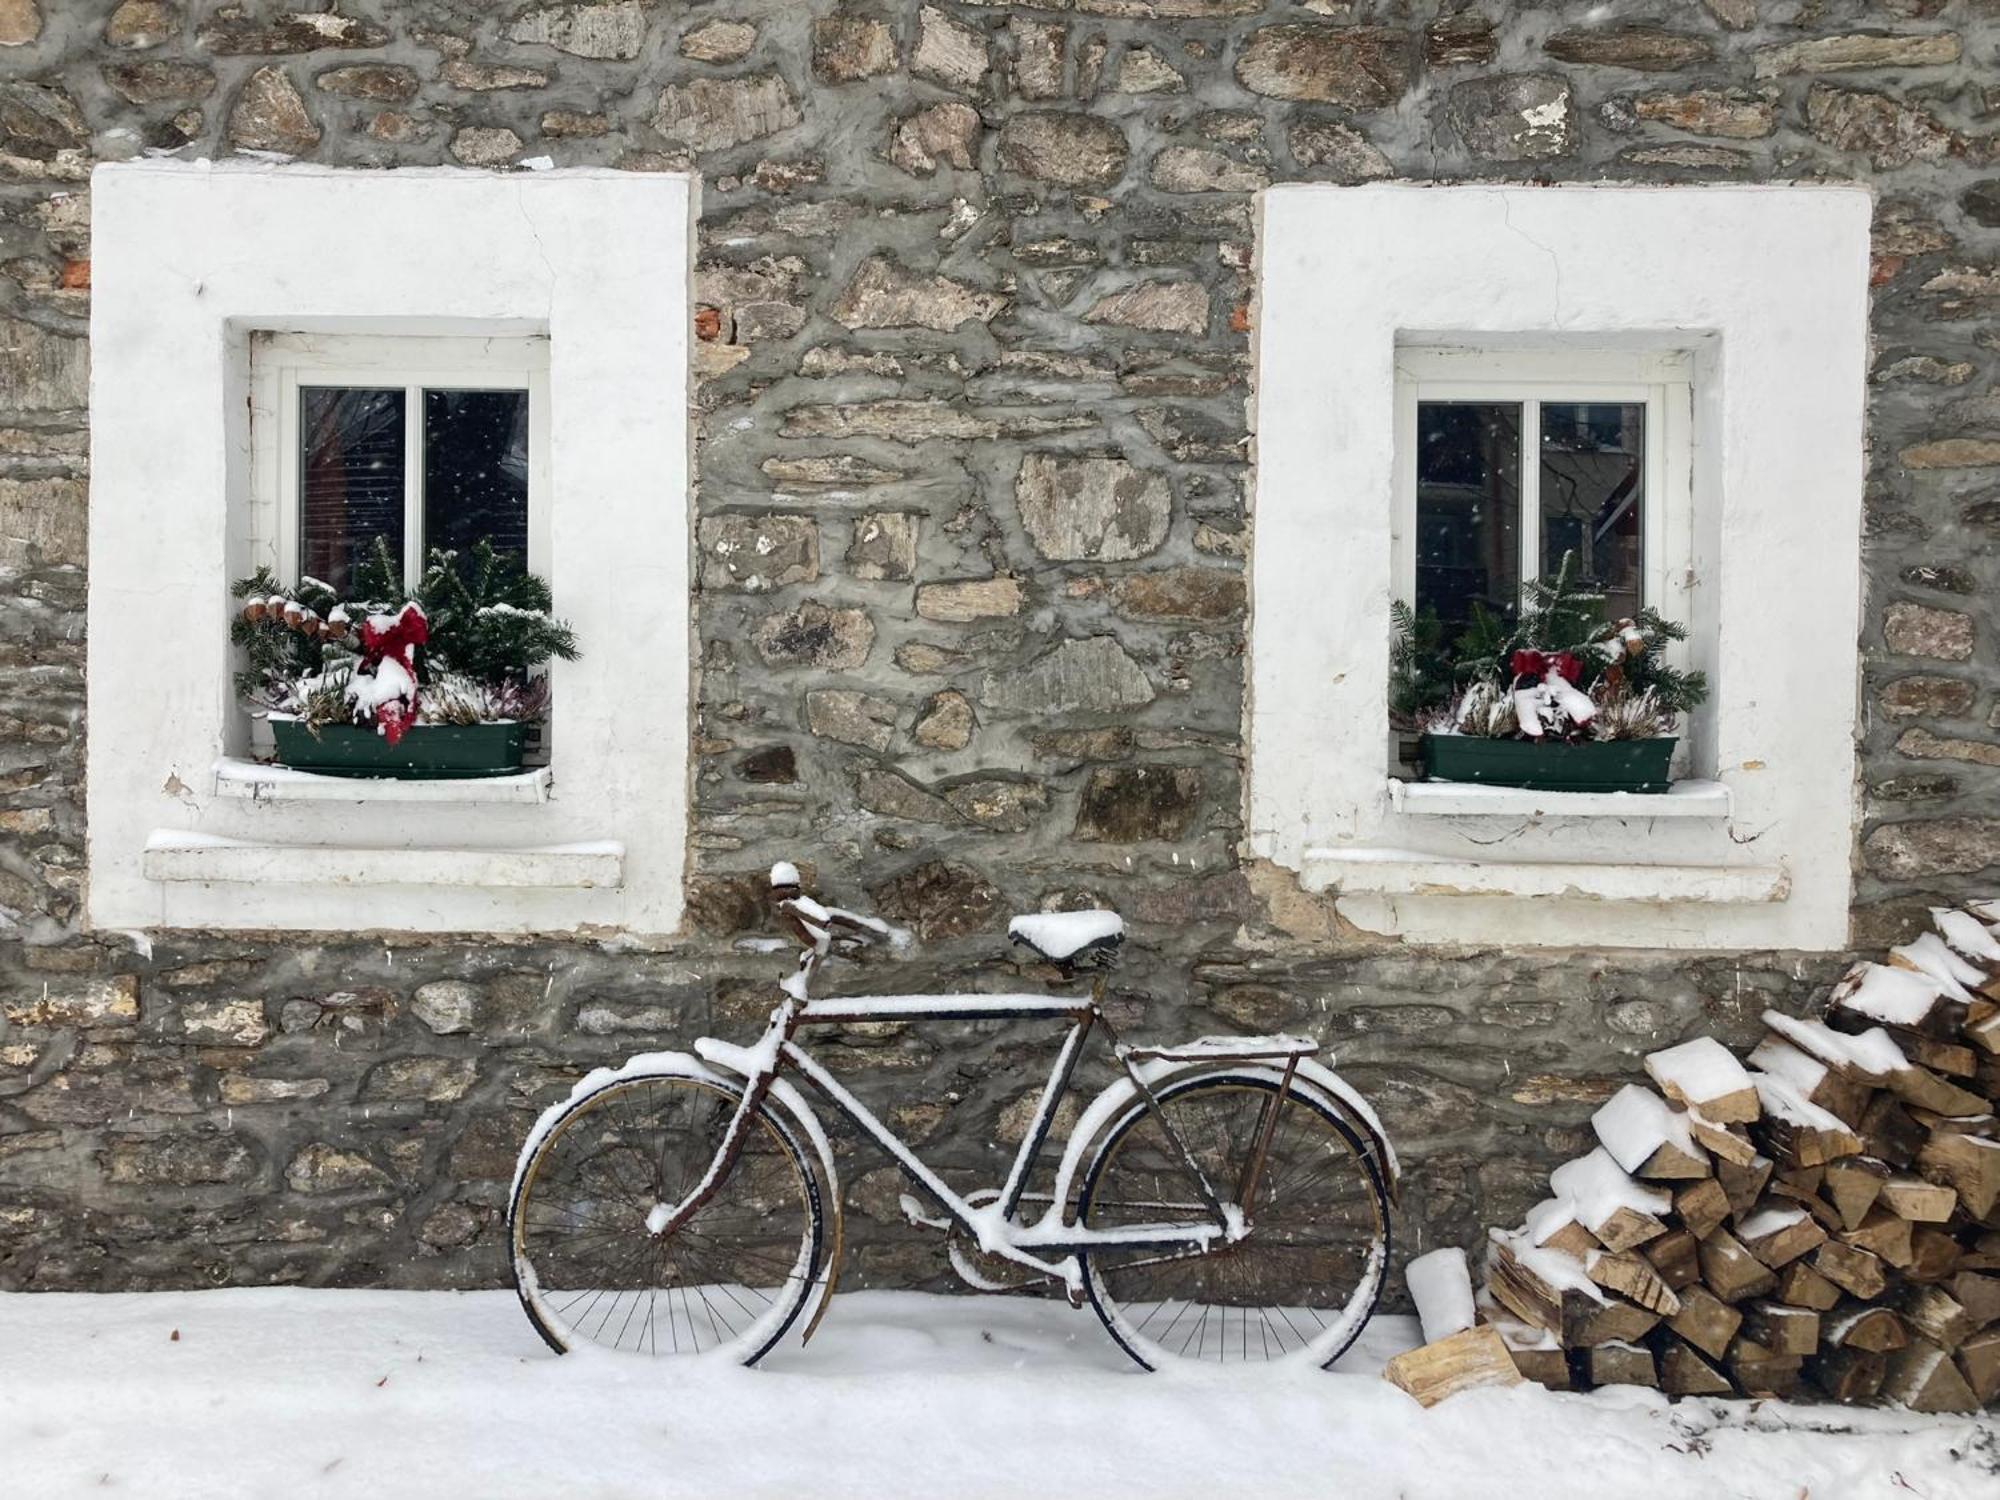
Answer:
142;831;622;889
1300;847;1788;905
1388;778;1731;821
212;757;553;805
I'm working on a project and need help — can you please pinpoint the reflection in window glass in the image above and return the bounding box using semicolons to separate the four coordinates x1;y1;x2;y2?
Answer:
299;387;404;593
424;390;530;570
1541;402;1644;622
1415;402;1521;628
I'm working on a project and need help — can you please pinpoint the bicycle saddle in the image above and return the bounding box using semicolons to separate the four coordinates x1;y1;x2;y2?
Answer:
1008;910;1125;970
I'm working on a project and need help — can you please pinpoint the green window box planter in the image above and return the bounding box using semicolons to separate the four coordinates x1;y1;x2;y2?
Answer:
270;721;526;780
1419;734;1677;794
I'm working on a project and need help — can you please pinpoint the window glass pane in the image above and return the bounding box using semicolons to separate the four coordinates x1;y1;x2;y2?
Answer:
1540;402;1644;621
299;387;404;593
423;389;530;570
1415;401;1521;629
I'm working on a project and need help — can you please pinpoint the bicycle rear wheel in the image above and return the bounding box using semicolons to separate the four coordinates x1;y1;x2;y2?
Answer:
508;1069;822;1364
1076;1070;1389;1370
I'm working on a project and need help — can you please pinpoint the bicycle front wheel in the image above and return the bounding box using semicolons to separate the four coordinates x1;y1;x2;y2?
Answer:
508;1070;822;1364
1076;1070;1390;1371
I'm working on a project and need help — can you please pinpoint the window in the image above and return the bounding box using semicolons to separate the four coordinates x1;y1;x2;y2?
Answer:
249;334;548;595
1248;183;1871;951
1397;349;1689;635
87;161;695;937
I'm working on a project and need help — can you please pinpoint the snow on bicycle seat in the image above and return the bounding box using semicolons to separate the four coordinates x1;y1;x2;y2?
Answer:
1008;909;1124;968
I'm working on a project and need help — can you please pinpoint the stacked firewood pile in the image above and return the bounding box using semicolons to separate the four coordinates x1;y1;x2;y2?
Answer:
1388;905;2000;1412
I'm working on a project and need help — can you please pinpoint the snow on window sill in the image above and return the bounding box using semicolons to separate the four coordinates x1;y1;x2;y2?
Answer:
1299;846;1788;905
141;831;622;889
212;757;553;805
1388;778;1731;821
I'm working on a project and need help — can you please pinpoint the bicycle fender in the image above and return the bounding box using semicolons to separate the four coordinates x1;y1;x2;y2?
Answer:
689;1038;847;1342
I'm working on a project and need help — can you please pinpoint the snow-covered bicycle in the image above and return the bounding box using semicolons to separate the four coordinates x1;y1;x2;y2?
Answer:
508;863;1398;1370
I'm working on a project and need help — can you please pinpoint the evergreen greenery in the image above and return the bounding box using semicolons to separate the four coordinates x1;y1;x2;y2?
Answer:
231;536;578;727
1388;549;1708;740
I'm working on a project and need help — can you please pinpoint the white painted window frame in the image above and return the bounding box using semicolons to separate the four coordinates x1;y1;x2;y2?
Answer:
248;333;552;592
87;161;697;938
1247;183;1872;952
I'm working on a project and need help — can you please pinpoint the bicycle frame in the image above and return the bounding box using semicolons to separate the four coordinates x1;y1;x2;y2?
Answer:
661;972;1265;1299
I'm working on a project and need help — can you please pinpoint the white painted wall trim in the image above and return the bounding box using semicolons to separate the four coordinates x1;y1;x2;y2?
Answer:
1248;183;1871;951
88;161;696;937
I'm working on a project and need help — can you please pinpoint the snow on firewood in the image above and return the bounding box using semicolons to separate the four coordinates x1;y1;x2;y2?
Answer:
1404;1247;1476;1346
1759;1008;1906;1082
1643;1036;1754;1113
1547;1148;1669;1234
1931;906;2000;964
1828;962;1946;1028
1891;931;1983;1000
1592;1084;1705;1177
1485;1227;1605;1302
1007;909;1124;960
1748;1069;1852;1134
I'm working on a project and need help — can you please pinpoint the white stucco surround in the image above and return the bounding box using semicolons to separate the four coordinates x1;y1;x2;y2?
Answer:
1249;183;1872;951
87;161;696;937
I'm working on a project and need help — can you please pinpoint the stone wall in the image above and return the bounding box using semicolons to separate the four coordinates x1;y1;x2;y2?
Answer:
0;0;1997;1296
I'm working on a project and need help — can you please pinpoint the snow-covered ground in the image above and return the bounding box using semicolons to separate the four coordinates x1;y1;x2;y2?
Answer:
0;1288;1993;1500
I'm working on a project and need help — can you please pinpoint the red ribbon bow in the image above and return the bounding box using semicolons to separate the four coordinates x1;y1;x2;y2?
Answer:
1509;649;1582;685
358;603;428;746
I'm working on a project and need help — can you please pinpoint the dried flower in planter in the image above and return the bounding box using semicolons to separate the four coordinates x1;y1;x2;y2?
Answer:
231;536;577;776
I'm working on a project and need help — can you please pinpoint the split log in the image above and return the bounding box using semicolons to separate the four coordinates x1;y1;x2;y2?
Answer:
1486;1231;1597;1338
1741;1300;1819;1356
1727;1335;1804;1398
1881;1338;1980;1413
1966;1009;2000;1056
1737;1203;1827;1269
1699;1227;1778;1304
1687;1110;1759;1168
1907;1227;1962;1284
1901;1036;1977;1082
1667;1284;1743;1360
1750;1069;1865;1167
1776;1260;1842;1312
1900;1284;1975;1351
1659;1337;1734;1397
1674;1177;1730;1241
1879;1173;1957;1224
1644;1228;1700;1291
1822;1156;1889;1231
1569;1297;1663;1348
1917;1130;2000;1219
1859;1094;1926;1171
1547;1151;1672;1252
1841;1206;1915;1269
1814;1241;1887;1300
1808;1347;1886;1403
1584;1340;1658;1389
1593;1085;1710;1181
1384;1325;1523;1408
1645;1036;1759;1124
1948;1269;2000;1328
1884;1059;1989;1117
1585;1251;1680;1316
1826;1304;1906;1354
1956;1326;2000;1403
1716;1155;1773;1220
